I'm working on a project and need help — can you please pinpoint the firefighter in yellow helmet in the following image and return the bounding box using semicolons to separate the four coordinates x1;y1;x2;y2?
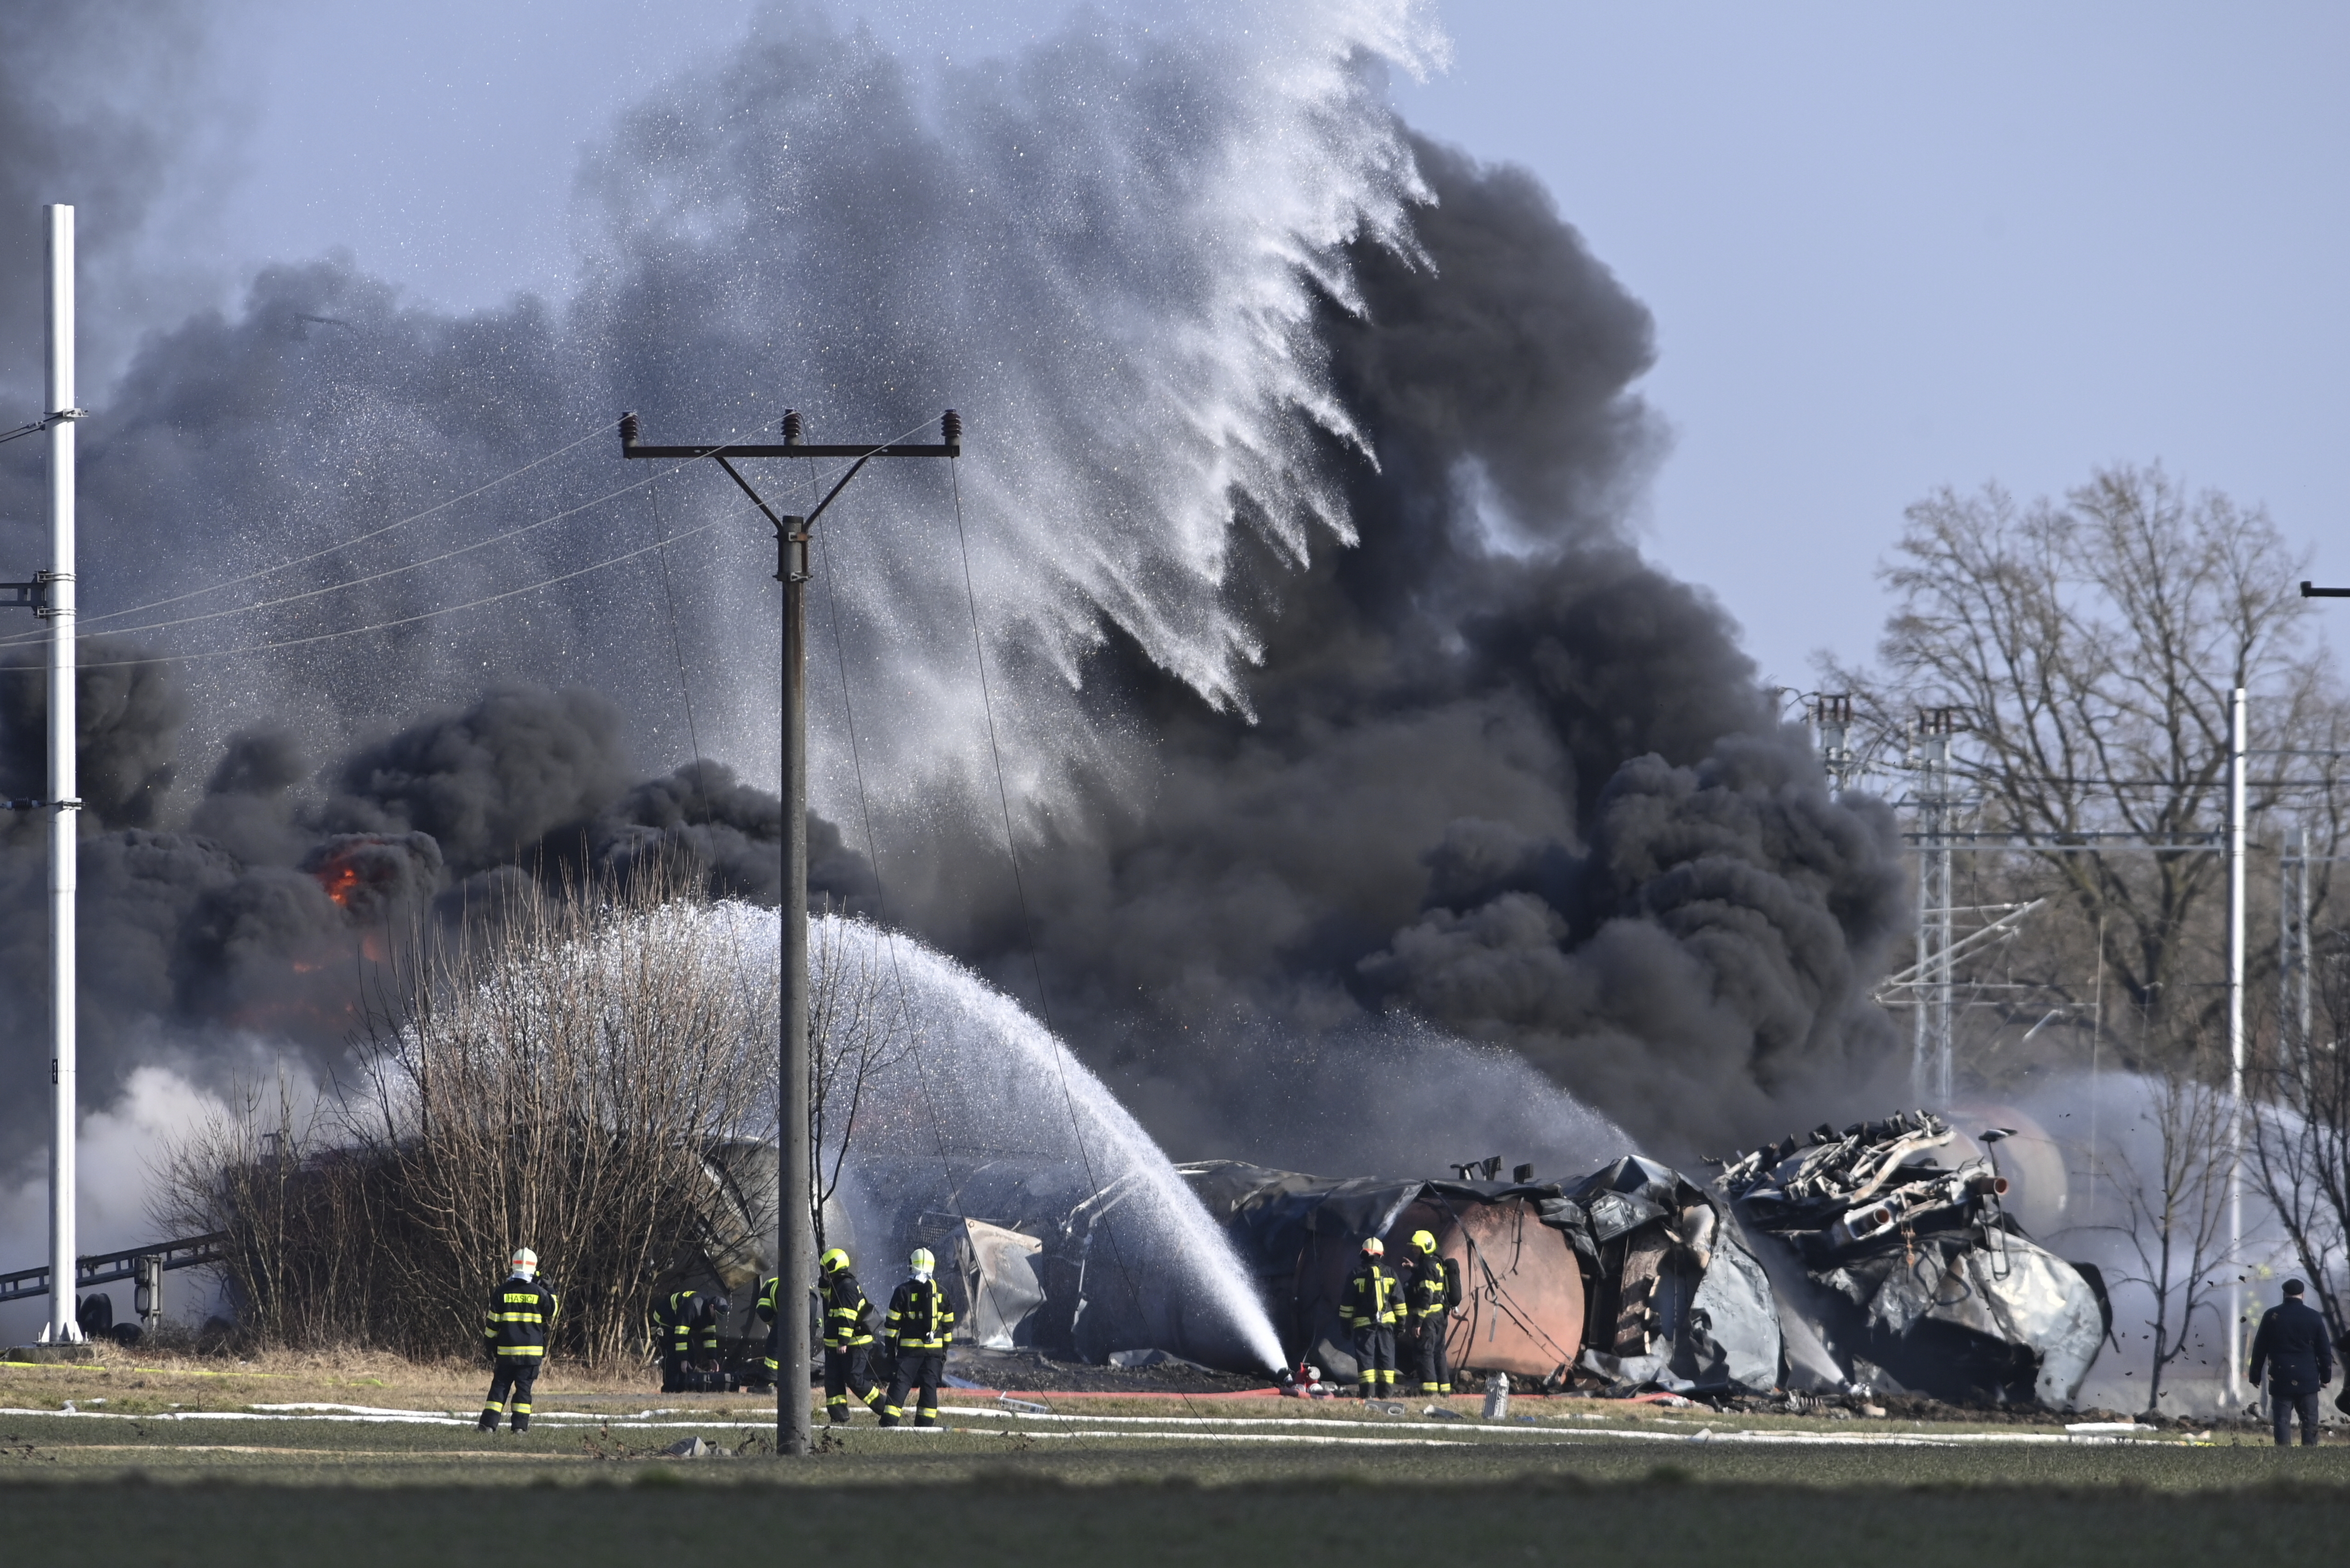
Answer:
878;1247;955;1428
1338;1236;1401;1400
807;1248;884;1421
1403;1229;1459;1395
478;1247;557;1434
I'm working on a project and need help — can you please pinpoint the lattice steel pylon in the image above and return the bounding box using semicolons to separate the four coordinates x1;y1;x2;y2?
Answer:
2282;821;2314;1064
1912;708;1966;1103
1810;693;1857;797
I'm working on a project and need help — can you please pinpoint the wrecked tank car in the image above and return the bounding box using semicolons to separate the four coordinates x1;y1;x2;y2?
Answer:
1178;1161;1582;1386
1548;1156;1782;1396
839;1155;1272;1372
1715;1109;2109;1407
1179;1158;1781;1396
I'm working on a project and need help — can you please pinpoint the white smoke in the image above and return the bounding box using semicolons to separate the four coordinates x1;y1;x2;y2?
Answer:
2018;1071;2304;1419
0;1064;253;1347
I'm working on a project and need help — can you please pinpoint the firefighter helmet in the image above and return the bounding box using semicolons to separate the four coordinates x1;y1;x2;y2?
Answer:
509;1247;538;1278
1412;1230;1437;1254
1361;1237;1384;1256
910;1247;936;1275
820;1247;851;1275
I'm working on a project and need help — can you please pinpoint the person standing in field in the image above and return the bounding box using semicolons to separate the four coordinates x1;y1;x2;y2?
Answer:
2249;1277;2335;1447
478;1247;557;1434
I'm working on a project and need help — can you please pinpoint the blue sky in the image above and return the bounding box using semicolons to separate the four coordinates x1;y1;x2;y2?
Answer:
211;0;2350;690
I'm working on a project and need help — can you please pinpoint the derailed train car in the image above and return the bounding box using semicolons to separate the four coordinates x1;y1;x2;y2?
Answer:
1178;1158;1783;1395
1717;1110;2110;1406
728;1108;2107;1407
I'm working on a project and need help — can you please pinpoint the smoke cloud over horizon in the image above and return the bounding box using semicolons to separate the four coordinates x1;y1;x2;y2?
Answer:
0;0;1908;1193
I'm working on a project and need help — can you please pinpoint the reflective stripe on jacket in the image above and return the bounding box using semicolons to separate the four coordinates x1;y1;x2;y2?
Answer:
1408;1254;1449;1320
651;1290;720;1352
1340;1261;1399;1327
483;1275;559;1358
886;1277;956;1350
819;1271;874;1349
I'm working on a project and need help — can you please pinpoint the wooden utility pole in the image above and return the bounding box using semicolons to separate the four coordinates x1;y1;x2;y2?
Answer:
619;408;960;1457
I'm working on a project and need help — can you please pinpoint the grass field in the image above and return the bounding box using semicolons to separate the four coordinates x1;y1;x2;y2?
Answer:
3;1354;2345;1565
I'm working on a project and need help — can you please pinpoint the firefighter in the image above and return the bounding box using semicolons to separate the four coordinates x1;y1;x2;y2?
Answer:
1403;1229;1457;1396
1339;1236;1401;1400
879;1246;955;1429
478;1247;558;1434
762;1249;885;1421
651;1287;724;1392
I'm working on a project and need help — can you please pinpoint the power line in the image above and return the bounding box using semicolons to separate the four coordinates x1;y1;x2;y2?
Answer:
941;455;1212;1391
69;508;738;670
803;462;998;1333
7;454;705;648
14;406;823;649
650;477;711;822
33;422;614;637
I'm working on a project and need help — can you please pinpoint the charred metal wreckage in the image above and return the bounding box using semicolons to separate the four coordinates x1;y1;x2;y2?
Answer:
1716;1110;2109;1406
1178;1110;2106;1406
660;1111;2105;1407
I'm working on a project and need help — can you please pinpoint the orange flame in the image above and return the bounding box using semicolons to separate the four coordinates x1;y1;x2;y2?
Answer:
318;861;364;908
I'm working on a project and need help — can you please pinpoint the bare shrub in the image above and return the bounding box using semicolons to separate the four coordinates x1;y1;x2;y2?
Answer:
161;868;775;1369
152;1071;387;1350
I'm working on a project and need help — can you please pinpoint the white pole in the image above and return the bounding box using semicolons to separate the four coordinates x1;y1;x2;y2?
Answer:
2225;684;2246;1404
41;204;79;1346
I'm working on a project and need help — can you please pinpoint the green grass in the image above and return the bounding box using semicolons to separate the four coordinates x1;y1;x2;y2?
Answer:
4;1356;2345;1566
4;1405;2350;1565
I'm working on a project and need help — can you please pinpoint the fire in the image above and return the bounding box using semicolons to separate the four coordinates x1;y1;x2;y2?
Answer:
318;861;364;908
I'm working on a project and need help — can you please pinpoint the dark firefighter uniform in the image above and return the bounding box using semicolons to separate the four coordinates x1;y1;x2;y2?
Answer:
2249;1286;2337;1446
478;1266;558;1433
757;1252;886;1421
1403;1230;1457;1396
880;1260;956;1428
1339;1243;1401;1396
651;1288;723;1393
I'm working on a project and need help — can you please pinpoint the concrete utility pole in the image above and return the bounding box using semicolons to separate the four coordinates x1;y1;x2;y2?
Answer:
39;205;81;1346
620;408;960;1458
2226;684;2247;1405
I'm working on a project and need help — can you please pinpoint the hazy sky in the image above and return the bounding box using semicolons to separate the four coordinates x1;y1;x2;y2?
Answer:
201;0;2350;690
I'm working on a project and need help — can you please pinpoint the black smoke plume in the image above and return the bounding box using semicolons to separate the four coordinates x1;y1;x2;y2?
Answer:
909;138;1911;1157
0;4;1906;1173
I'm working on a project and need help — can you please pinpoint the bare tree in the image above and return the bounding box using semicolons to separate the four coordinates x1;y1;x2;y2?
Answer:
2250;933;2350;1345
1827;463;2347;1066
808;910;917;1255
2097;1041;2237;1412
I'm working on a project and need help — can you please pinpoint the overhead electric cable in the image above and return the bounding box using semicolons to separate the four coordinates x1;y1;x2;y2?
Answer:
71;510;734;670
57;423;613;633
650;477;712;823
804;467;1000;1329
943;455;1215;1392
11;457;705;648
27;405;817;647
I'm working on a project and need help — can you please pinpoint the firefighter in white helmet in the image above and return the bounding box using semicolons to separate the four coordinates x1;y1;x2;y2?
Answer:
478;1247;557;1434
878;1247;955;1428
1339;1236;1401;1399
